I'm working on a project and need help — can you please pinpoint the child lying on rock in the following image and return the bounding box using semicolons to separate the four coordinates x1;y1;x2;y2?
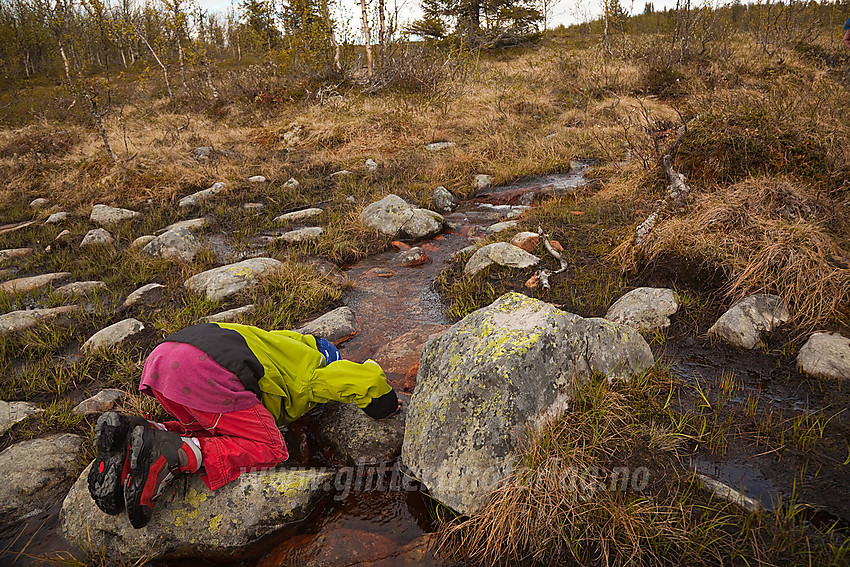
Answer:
87;322;401;529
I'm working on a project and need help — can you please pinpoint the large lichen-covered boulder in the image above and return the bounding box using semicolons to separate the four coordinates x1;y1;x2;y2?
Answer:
60;466;335;561
314;396;408;465
360;194;444;240
402;292;654;515
184;257;283;302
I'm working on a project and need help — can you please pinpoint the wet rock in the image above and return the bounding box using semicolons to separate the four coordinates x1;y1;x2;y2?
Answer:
0;400;41;435
131;235;156;249
90;204;141;227
432;186;459;213
304;258;349;287
120;283;166;310
275;208;323;223
80;228;115;248
29;197;50;210
473;174;494;191
797;333;850;380
486;220;518;234
281;227;323;243
0;248;33;264
360;195;444;240
0;271;72;293
708;294;790;349
402;292;654;514
365;158;379;172
73;389;125;415
695;474;764;514
163;217;210;233
60;466;335;561
55;280;108;298
141;227;201;262
45;211;69;224
184;257;284;302
84;318;147;352
373;324;449;392
248;175;267;183
315;396;408;465
394;247;429;267
605;287;679;333
0;434;84;526
257;528;396;567
0;306;80;335
464;242;540;276
366;267;395;278
510;231;541;252
283;178;301;190
295;306;357;343
179;182;225;208
424;141;456;151
200;304;256;323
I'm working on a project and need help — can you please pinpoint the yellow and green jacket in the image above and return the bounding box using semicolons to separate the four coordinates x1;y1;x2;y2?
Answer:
160;322;397;423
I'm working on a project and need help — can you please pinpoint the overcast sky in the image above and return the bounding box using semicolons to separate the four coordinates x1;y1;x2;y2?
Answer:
194;0;689;38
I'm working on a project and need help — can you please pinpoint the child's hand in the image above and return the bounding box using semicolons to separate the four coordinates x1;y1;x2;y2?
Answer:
379;398;403;419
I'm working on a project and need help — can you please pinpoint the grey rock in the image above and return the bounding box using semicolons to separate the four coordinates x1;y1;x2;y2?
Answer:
797;333;850;380
708;294;790;349
90;204;141;227
464;242;540;276
0;248;33;263
605;287;679;332
141;227;201;262
163;217;210;233
473;174;494;191
0;401;41;435
424;142;456;151
248;175;267;183
295;306;357;343
280;227;323;243
131;235;156;250
192;146;214;161
0;272;72;294
0;434;84;526
29;197;50;209
432;186;459;213
486;220;519;234
45;211;69;224
55;280;108;298
695;474;764;514
121;283;166;310
184;258;284;302
242;203;266;211
0;306;80;335
402;209;444;240
365;158;378;172
83;318;146;352
275;208;323;223
60;466;334;561
179;182;225;208
402;292;654;514
394;247;429;267
73;389;125;415
283;178;301;190
201;305;256;323
451;245;478;262
315;398;407;465
80;228;115;248
360;195;445;240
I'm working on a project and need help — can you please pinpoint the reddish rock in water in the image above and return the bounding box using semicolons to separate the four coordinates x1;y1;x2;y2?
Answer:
510;231;541;253
373;324;448;392
364;267;395;278
257;528;396;567
394;247;430;268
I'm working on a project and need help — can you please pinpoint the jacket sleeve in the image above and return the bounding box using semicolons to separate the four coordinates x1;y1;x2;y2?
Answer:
310;359;398;419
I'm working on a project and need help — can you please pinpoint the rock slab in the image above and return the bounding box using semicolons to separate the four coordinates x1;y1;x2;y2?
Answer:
184;258;284;302
0;306;80;335
0;400;41;435
0;272;72;294
360;195;444;240
121;283;166;310
605;287;679;332
708;294;790;349
402;292;654;514
142;227;201;262
90;204;141;227
295;306;357;343
275;208;323;223
464;242;540;276
315;398;408;465
73;389;125;415
80;228;115;248
55;280;108;298
179;182;225;208
797;333;850;380
83;318;146;351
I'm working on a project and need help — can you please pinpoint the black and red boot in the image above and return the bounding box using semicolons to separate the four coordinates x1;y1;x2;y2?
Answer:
87;412;154;515
124;425;202;529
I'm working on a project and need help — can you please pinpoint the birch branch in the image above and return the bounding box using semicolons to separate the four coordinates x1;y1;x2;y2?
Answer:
537;225;569;274
632;154;692;248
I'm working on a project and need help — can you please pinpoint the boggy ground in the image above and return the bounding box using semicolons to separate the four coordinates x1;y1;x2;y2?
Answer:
0;22;849;567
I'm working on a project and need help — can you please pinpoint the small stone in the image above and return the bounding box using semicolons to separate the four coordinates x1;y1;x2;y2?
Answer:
0;401;41;435
80;228;115;248
248;175;267;183
283;178;300;190
394;247;429;267
432;186;459;213
367;267;395;278
54;281;108;298
184;258;284;302
90;204;141;227
162;218;210;233
346;195;356;203
424;142;456;151
274;208;323;223
464;242;540;276
83;318;147;352
797;333;850;380
200;305;256;324
330;170;352;178
72;389;125;415
708;294;790;349
141;227;201;262
473;174;494;191
605;287;679;333
365;158;378;172
294;306;357;343
179;182;225;208
29;198;50;209
131;235;156;250
486;220;518;235
280;227;322;243
45;212;69;224
510;232;541;252
56;230;73;242
0;306;80;335
120;283;166;310
0;248;33;263
242;203;266;211
192;146;214;161
0;272;72;294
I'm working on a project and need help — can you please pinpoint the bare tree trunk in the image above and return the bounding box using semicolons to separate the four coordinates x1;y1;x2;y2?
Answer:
178;40;187;89
360;0;373;77
378;0;386;61
136;28;173;98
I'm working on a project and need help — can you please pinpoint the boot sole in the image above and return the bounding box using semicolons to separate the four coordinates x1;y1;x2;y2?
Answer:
125;425;154;529
87;412;127;515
